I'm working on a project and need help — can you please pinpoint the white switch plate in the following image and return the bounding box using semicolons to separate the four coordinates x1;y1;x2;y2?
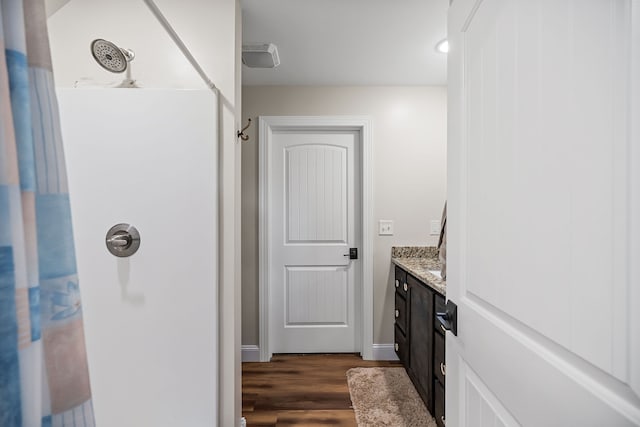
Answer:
430;220;441;235
379;220;394;235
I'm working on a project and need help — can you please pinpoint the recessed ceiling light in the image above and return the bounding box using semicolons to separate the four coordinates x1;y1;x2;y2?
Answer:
435;39;449;54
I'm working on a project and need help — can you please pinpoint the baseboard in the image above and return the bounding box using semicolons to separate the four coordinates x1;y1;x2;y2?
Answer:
372;343;399;361
241;345;261;362
243;344;397;361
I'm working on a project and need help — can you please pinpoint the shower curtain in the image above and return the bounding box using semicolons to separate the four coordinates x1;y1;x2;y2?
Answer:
0;0;94;426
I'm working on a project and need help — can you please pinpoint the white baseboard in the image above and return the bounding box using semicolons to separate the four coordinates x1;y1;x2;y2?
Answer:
372;343;399;361
241;345;261;362
242;344;397;362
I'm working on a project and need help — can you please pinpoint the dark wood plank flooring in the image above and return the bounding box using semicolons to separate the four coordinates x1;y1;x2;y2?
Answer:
242;354;401;427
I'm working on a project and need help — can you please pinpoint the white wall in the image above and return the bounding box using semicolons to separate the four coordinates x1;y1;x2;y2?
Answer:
47;1;242;425
47;0;233;91
241;86;447;348
60;89;218;427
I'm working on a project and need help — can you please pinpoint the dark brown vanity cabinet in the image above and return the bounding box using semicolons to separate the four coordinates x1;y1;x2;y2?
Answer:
394;265;446;422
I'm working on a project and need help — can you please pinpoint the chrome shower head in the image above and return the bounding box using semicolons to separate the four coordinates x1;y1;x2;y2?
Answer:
90;39;135;73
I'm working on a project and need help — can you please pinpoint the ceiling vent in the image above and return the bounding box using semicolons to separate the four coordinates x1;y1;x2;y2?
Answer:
242;43;280;68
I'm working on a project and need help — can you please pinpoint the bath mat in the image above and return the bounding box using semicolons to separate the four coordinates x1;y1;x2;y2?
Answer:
347;367;437;427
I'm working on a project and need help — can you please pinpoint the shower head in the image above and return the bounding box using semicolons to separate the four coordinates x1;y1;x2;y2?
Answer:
90;39;135;73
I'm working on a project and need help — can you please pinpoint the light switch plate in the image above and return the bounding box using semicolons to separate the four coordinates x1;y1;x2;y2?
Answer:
379;220;394;235
430;220;441;235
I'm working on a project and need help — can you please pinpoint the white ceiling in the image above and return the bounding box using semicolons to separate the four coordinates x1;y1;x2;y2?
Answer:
46;0;448;86
241;0;449;86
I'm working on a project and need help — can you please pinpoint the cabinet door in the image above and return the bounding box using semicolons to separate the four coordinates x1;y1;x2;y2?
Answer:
434;380;445;427
408;275;434;412
394;324;408;365
394;291;407;335
434;331;445;386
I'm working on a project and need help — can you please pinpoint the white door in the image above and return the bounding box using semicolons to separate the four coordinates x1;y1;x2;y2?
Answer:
268;127;361;354
58;89;218;427
447;1;640;426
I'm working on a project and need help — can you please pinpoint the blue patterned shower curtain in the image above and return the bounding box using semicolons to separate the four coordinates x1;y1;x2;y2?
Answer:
0;0;94;426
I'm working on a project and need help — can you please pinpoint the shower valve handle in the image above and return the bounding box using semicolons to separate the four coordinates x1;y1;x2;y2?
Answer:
107;234;131;247
105;224;141;257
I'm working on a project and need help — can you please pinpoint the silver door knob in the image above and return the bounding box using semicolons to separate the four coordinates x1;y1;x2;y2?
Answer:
106;223;140;257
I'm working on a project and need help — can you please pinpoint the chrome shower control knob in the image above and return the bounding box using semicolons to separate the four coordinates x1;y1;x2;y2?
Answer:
105;223;140;257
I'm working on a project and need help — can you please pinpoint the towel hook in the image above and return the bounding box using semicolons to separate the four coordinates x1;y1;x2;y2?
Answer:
237;118;251;142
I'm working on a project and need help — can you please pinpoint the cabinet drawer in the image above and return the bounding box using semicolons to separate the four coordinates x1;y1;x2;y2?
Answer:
434;379;445;427
395;266;409;295
395;291;407;334
394;324;408;365
434;330;445;386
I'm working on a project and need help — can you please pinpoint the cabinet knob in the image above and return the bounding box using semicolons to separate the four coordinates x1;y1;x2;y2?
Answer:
394;343;399;351
441;416;446;425
440;362;446;376
403;283;408;292
395;309;399;318
395;279;399;288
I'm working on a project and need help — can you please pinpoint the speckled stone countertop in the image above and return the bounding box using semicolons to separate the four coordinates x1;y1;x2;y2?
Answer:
391;246;446;296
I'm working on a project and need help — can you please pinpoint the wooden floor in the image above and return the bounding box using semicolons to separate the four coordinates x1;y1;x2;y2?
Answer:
242;354;401;427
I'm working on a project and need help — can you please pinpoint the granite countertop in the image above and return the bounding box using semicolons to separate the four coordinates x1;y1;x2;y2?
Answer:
391;246;446;296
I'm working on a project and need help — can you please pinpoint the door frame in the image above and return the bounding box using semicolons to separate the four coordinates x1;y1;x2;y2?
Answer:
258;115;373;362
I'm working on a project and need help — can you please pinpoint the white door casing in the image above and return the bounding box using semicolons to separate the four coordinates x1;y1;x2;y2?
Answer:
447;1;640;426
259;116;373;361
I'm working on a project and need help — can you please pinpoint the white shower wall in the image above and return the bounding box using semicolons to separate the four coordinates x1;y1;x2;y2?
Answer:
57;88;218;426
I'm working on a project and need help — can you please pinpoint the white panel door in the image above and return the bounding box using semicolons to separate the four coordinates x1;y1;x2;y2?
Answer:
269;130;360;354
58;89;218;427
447;1;640;426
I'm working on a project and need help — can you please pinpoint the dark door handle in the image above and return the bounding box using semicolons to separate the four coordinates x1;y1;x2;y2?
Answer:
436;300;458;336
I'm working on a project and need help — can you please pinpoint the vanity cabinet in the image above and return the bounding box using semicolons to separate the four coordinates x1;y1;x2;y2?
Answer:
394;265;445;422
